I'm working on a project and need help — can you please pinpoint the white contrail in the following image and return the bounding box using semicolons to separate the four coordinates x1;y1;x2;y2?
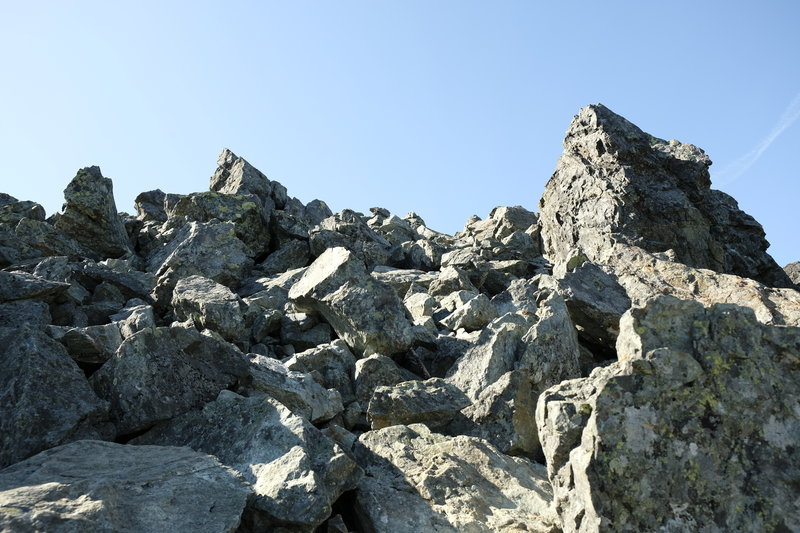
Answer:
713;91;800;186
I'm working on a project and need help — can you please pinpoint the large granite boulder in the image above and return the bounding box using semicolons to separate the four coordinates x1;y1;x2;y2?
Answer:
133;391;362;532
53;166;134;260
0;440;250;532
539;104;792;288
210;148;288;209
172;275;246;342
536;296;800;532
353;424;559;533
0;327;113;468
289;247;415;356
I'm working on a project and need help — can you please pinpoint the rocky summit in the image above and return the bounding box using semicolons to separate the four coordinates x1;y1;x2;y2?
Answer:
0;106;798;533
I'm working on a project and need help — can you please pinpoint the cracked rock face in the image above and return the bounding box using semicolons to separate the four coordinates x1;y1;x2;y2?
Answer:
536;295;800;532
539;104;792;288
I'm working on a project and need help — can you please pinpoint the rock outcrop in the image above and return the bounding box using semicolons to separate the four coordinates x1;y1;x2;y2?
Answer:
1;109;797;532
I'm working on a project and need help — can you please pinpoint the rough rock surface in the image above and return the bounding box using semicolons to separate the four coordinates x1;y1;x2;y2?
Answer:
2;106;798;532
536;296;800;532
289;247;415;356
0;327;113;468
90;327;249;435
539;104;792;288
0;440;250;533
134;391;361;532
172;275;246;341
354;424;559;533
53;166;134;260
785;261;800;285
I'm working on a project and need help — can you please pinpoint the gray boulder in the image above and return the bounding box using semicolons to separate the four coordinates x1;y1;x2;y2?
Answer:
244;354;343;423
289;247;415;356
172;275;246;342
133;391;361;532
354;353;419;405
147;221;253;307
0;440;250;533
285;340;358;405
90;326;249;435
354;424;559;533
210;148;288;209
440;293;498;332
786;261;800;285
0;270;69;302
309;209;393;268
539;104;792;288
0;327;113;468
53;323;124;365
367;378;470;430
53;166;134;260
536;295;800;532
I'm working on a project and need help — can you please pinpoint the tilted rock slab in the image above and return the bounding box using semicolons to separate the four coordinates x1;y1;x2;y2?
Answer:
536;295;800;532
539;104;792;288
353;423;560;533
0;327;113;468
289;247;415;356
0;440;250;533
133;391;362;532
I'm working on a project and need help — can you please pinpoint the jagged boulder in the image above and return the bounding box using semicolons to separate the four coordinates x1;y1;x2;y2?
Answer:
353;424;559;533
536;296;800;532
0;440;250;533
786;261;800;285
172;275;246;342
133;391;362;532
309;209;393;268
53;166;134;260
539;104;792;288
0;327;113;468
289;247;415;356
90;326;249;435
210;148;288;209
285;340;358;405
147;221;253;307
0;299;50;329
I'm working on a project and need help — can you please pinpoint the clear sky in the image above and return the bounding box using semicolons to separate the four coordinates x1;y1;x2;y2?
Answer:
1;2;797;266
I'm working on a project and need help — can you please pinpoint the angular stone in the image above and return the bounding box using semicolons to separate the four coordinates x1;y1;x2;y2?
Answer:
289;247;415;356
354;424;559;533
147;221;252;307
536;296;800;532
539;104;792;288
440;293;498;332
109;301;156;339
210;148;288;209
172;275;246;341
309;209;393;268
785;261;800;285
354;353;419;405
57;323;124;364
90;327;249;435
164;190;270;257
428;266;476;297
367;378;470;430
371;266;437;297
54;166;134;260
134;188;168;222
0;270;69;302
0;440;250;533
0;327;112;468
285;340;358;405
133;391;361;532
244;354;343;423
258;239;310;275
446;314;528;401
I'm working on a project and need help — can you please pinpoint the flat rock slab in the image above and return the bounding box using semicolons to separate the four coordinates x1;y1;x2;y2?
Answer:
354;424;559;533
0;440;250;533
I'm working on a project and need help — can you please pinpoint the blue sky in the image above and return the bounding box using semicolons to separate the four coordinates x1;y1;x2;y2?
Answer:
1;2;797;266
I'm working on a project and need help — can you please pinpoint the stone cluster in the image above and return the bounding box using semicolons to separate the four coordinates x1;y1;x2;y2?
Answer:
1;105;798;532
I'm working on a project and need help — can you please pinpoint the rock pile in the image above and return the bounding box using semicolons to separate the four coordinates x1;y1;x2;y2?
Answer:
1;107;798;532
